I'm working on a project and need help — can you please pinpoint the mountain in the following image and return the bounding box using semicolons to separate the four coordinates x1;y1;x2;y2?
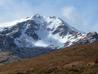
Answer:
0;14;83;49
0;42;98;74
0;14;98;61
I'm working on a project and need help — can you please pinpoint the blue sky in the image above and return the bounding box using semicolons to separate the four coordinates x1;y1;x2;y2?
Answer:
0;0;98;32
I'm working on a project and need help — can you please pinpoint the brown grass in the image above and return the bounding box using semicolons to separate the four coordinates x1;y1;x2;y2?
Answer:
0;42;98;74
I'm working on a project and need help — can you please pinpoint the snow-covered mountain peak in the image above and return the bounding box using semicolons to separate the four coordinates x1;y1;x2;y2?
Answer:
0;14;97;50
0;14;82;48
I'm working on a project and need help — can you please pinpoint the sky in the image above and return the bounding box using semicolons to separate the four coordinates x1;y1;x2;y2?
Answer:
0;0;98;32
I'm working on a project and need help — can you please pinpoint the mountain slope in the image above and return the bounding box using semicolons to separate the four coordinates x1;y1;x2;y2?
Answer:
0;42;98;74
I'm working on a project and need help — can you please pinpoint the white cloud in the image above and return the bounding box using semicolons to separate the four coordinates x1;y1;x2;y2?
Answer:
63;6;75;20
62;6;92;32
62;6;83;25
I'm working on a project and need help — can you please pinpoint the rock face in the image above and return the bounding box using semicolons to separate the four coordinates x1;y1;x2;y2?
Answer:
0;14;98;61
75;32;98;45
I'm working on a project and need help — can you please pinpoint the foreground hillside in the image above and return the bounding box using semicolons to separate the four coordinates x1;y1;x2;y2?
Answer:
0;42;98;74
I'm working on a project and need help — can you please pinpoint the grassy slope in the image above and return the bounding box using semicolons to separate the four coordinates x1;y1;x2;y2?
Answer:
0;42;98;74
